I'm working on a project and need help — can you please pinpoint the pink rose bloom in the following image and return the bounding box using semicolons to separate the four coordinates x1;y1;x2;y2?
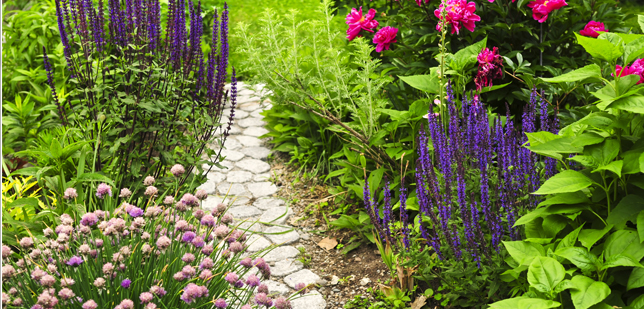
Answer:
614;59;644;85
579;21;607;38
434;0;480;35
474;47;504;90
373;26;398;52
527;0;567;23
415;0;429;5
346;7;379;41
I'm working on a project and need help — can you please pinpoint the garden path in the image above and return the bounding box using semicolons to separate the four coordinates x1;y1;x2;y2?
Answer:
197;82;328;309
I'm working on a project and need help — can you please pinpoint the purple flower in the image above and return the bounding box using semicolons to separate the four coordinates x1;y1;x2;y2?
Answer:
180;283;208;304
225;272;239;285
246;274;260;287
200;214;216;227
96;183;112;198
81;213;99;226
182;231;196;242
128;207;144;217
240;257;253;268
66;256;84;267
121;278;132;288
214;299;227;308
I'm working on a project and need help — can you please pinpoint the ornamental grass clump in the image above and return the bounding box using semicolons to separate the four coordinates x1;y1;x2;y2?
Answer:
41;0;238;190
0;176;300;308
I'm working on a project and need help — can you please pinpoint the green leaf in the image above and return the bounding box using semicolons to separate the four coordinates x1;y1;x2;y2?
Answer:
540;64;602;83
607;195;644;230
514;207;547;226
576;33;623;62
578;225;613;250
628;267;644;290
527;256;566;294
641;152;644;173
330;215;361;231
488;297;560;309
623;149;644;175
528;136;582;158
556;225;585;251
631;294;644;309
605;230;644;260
638;210;644;244
625;36;644;65
592;160;623;177
601;254;644;270
555;247;600;273
399;70;439;94
75;173;115;187
569;275;611;309
450;37;487;71
539;192;590;207
49;138;62;159
609;96;644;114
570;132;606;148
503;241;545;266
639;15;644;33
533;170;593;195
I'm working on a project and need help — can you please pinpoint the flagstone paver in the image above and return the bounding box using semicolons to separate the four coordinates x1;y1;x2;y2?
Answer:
199;82;327;308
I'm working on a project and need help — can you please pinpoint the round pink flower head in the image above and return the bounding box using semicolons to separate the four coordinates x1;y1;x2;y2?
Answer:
128;206;144;217
241;306;252;309
201;244;214;256
40;274;56;287
199;269;213;281
81;213;99;226
94;277;106;288
254;293;273;307
63;187;78;199
345;7;379;41
527;0;567;23
193;209;205;220
31;268;47;281
82;300;98;309
182;265;196;278
145;303;158;309
274;296;292;309
435;0;480;34
214;298;227;308
96;183;112;198
246;274;260;287
12;298;22;306
20;237;34;248
2;265;15;279
143;176;155;186
144;186;158;197
8;288;17;296
229;241;244;254
214;225;230;238
225;272;239;285
221;213;233;224
139;292;154;304
580;21;607;38
61;277;75;287
615;59;644;85
156;235;172;250
258;283;269;294
191;236;205;248
182;253;196;264
58;288;75;300
295;282;307;294
180;193;199;207
119;188;132;198
240;257;253;268
200;257;215;269
201;214;216;227
1;245;13;258
373;26;398;52
163;195;175;205
170;164;185;177
120;299;134;309
195;189;208;200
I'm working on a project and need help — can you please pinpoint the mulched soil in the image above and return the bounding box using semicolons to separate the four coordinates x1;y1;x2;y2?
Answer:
268;153;390;308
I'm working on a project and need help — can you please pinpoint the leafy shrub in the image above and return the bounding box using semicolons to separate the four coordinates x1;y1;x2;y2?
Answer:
18;0;238;191
0;172;302;308
490;21;644;309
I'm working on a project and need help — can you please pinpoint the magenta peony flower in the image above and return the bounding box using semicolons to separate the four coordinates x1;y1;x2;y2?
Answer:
373;26;398;52
580;21;607;38
474;47;504;90
346;7;379;41
527;0;567;23
614;59;644;84
435;0;480;34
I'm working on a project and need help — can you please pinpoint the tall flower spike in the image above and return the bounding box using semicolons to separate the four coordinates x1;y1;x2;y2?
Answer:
399;185;410;250
43;47;67;126
224;67;237;137
382;179;392;242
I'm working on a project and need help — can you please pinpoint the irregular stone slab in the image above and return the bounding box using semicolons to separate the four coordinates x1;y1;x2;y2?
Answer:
264;280;291;296
206;172;227;184
196;179;216;195
217;183;248;196
248;182;278;198
271;259;303;277
244;126;269;137
238;101;262;110
233;109;250;119
220;149;245;162
238;117;267;128
242;267;260;280
228;206;262;219
263;246;299;263
254;173;272;182
260;206;293;225
264;226;300;245
284;270;322;289
231;197;251;206
250;109;263;118
202;196;224;212
212;137;242;150
235;220;264;233
253;198;285;210
227;125;242;135
227;171;253;183
246;235;272;252
240;147;271;160
237;135;263;147
291;291;326;309
236;159;270;174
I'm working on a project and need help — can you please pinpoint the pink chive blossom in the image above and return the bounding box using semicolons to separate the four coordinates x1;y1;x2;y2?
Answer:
255;293;273;307
202;244;214;256
2;265;17;279
145;303;158;309
345;7;379;41
2;245;13;258
182;253;196;264
94;277;106;288
199;269;213;281
246;274;261;287
434;0;480;34
193;209;205;220
40;274;56;287
20;237;34;248
200;214;216;227
81;213;99;226
474;47;504;91
119;188;132;198
139;292;154;304
96;183;112;198
150;285;167;297
195;189;208;200
527;0;567;23
200;257;215;269
240;257;253;268
58;288;75;300
156;235;172;250
128;207;144;217
258;283;269;294
273;297;291;309
12;298;22;306
61;278;75;287
192;236;205;248
83;300;98;309
214;225;230;238
373;26;398;52
170;164;185;177
229;241;244;254
63;187;78;199
144;186;158;196
8;288;17;296
295;282;307;294
215;299;227;308
182;231;197;242
182;265;196;278
221;213;233;224
78;243;90;255
225;272;239;285
180;283;208;303
120;299;134;309
580;21;607;38
216;202;227;213
180;193;199;207
614;59;644;84
242;306;252;309
163;196;175;205
143;176;155;186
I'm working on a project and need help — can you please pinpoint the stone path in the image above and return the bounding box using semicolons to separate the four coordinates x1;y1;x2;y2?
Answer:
198;82;327;309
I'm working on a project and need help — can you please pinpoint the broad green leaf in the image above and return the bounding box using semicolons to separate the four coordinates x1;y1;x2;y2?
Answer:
605;230;644;260
570;132;606;148
625;36;644;65
576;33;624;62
450;37;487;72
555;247;599;273
329;215;361;231
488;297;560;309
623;148;644;174
528;256;566;294
609;96;644;114
399;70;439;94
607;195;644;230
479;82;511;94
533;170;593;195
526;131;561;147
556;225;585;251
641;152;644;173
628;267;644;290
539;192;590;207
639;15;644;33
638;210;644;244
592;160;623;177
631;294;644;309
578;225;613;250
50;139;62;159
545;203;589;215
601;254;644;270
514;207;547;226
569;275;611;309
528;136;582;156
542;215;569;238
540;64;602;83
503;241;544;266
